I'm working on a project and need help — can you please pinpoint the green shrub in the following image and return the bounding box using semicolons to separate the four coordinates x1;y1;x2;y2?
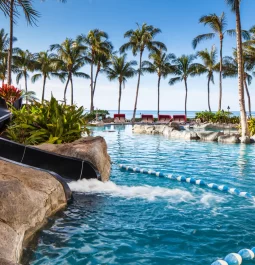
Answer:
195;111;240;124
85;109;110;122
248;117;255;136
6;96;90;145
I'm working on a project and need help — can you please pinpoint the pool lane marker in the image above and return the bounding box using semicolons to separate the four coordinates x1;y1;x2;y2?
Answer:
212;247;255;265
118;164;255;202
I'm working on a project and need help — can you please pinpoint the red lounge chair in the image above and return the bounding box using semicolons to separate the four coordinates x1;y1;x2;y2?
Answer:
158;115;172;124
141;114;154;123
114;114;126;123
173;115;187;123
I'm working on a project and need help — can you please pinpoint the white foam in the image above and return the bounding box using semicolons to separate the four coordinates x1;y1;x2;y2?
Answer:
200;193;225;207
69;179;194;202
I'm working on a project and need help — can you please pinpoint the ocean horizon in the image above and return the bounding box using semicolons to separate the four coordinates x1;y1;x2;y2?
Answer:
106;110;255;119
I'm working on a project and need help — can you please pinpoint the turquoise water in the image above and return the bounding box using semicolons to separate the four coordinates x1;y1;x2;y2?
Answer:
24;125;255;265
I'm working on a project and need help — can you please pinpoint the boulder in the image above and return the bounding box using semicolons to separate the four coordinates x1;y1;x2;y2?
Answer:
197;131;223;142
0;258;20;265
240;136;250;144
35;136;111;182
0;160;68;264
250;135;255;143
168;130;199;140
168;121;181;130
218;134;241;144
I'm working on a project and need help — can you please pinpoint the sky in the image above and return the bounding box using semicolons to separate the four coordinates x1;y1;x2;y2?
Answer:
0;0;255;112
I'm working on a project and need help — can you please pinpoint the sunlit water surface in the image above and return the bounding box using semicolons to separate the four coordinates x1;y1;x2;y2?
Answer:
23;125;255;265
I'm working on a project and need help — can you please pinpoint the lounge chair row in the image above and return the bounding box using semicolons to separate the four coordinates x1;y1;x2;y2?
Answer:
113;114;187;124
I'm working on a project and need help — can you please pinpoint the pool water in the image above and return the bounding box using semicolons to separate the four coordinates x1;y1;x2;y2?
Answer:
23;125;255;265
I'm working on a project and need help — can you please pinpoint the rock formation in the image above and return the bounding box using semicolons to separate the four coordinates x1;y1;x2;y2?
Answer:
0;160;70;264
35;136;111;182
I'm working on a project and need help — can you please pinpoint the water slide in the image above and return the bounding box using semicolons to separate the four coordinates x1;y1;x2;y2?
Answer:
0;137;101;181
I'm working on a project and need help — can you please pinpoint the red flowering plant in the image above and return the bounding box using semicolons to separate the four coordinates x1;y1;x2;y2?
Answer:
0;84;22;106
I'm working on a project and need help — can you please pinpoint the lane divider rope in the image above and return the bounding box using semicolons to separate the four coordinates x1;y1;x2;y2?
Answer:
118;164;255;202
118;164;255;264
211;248;255;265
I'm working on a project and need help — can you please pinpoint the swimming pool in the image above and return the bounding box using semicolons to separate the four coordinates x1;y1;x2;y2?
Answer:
23;125;255;265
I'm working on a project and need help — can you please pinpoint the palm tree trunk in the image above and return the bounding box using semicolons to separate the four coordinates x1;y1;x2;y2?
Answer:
218;38;223;111
64;73;70;104
7;0;14;85
70;74;74;105
184;78;188;117
90;56;94;112
157;75;161;117
42;75;46;103
208;75;211;112
24;73;28;105
93;64;100;102
235;0;248;140
244;80;251;118
118;81;122;114
132;50;143;124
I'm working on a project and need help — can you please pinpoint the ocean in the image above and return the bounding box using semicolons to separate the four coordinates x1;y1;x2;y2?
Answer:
107;110;254;119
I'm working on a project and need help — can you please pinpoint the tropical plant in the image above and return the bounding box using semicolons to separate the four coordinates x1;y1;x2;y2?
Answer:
195;110;240;124
0;0;39;85
142;49;175;116
21;89;38;103
50;38;89;105
7;96;89;145
84;109;110;122
77;29;113;111
192;12;249;111
169;55;198;116
120;23;166;123
13;49;37;97
195;46;218;112
225;0;249;139
31;51;58;103
105;53;137;114
0;84;22;105
248;117;255;136
223;50;255;117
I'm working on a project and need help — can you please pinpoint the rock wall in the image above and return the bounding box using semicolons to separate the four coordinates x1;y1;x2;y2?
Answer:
35;136;111;182
0;160;69;264
133;125;246;144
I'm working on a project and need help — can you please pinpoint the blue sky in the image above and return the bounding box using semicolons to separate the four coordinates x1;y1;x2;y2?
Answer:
1;0;255;111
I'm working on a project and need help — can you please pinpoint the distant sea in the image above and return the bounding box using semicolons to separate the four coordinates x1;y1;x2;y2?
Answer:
107;110;255;119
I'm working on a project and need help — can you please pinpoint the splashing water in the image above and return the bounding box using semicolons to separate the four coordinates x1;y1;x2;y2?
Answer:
69;178;194;202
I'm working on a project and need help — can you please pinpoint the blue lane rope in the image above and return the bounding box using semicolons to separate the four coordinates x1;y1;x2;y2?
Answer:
118;164;255;264
118;164;255;202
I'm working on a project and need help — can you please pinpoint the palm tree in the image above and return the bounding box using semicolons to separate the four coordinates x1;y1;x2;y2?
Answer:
142;49;175;116
192;12;249;111
168;55;198;116
93;53;112;101
120;23;166;123
225;0;249;141
0;0;39;85
77;29;113;111
0;28;17;86
195;46;218;112
104;53;137;114
50;38;89;105
223;51;255;118
13;49;37;97
31;51;58;103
